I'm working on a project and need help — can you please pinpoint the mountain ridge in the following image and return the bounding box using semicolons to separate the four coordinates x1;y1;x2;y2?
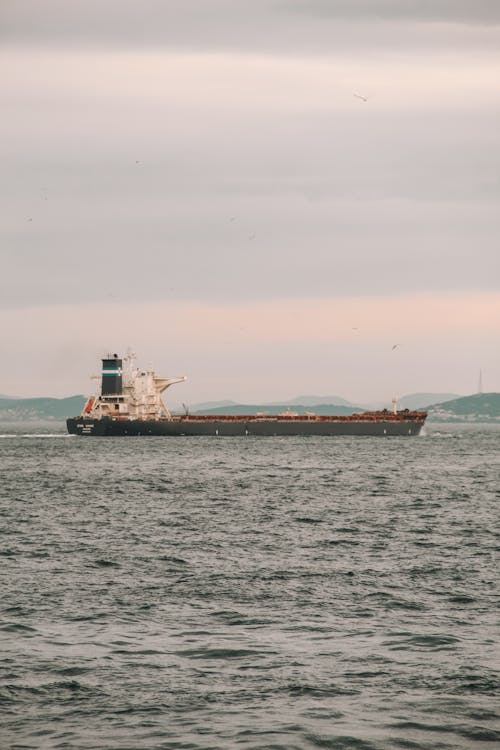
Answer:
190;403;364;417
426;393;500;422
1;393;499;422
0;396;86;421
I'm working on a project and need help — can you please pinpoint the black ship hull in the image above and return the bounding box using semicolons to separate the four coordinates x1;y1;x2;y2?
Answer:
67;416;425;437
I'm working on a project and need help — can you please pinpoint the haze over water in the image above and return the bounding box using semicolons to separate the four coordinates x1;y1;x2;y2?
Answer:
1;424;499;749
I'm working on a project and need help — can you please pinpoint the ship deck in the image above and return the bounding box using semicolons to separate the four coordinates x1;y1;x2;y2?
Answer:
151;411;427;424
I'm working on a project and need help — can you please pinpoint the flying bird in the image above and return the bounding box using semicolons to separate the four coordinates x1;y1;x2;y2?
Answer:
391;344;401;350
354;93;368;102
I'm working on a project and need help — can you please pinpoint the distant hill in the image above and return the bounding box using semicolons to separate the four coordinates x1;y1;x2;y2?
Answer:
187;399;238;411
0;396;86;421
427;393;500;422
398;392;462;410
191;403;364;416
268;394;358;407
3;392;498;423
176;395;361;411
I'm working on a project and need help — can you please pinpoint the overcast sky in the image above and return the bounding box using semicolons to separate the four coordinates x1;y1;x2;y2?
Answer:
1;1;499;402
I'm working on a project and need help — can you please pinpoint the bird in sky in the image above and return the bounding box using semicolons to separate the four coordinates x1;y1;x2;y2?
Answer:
248;233;256;240
391;344;401;350
354;93;368;102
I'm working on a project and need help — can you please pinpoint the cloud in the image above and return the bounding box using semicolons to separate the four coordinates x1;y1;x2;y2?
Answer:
2;0;499;53
287;0;500;24
2;190;498;309
1;48;498;310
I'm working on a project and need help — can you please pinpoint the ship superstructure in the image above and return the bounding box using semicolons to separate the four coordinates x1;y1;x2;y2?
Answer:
81;352;186;421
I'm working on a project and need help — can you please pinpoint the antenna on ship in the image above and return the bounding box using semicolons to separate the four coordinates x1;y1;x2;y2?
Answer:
123;348;137;381
392;396;398;414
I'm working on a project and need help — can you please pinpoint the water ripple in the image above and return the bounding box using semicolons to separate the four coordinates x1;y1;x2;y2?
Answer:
1;424;499;748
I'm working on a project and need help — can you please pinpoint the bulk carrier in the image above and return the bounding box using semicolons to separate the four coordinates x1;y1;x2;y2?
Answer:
66;353;427;437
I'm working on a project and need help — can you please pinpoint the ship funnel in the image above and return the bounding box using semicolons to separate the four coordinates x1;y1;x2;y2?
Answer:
101;354;123;396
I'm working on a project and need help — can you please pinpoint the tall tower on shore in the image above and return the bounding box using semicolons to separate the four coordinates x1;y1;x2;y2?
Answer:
477;369;483;395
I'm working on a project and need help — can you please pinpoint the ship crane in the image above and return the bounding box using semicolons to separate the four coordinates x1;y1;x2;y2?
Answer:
153;375;188;418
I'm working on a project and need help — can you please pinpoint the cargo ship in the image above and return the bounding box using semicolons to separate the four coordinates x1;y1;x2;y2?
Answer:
66;353;427;437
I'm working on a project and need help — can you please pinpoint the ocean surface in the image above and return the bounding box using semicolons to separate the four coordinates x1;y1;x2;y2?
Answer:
1;423;499;750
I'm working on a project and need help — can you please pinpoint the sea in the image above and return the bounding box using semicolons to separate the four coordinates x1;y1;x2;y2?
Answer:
1;422;499;750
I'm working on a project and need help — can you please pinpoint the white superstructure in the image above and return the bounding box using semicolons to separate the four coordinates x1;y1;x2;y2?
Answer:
81;351;186;421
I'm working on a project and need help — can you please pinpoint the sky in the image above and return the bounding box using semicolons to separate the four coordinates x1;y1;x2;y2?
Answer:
1;0;499;404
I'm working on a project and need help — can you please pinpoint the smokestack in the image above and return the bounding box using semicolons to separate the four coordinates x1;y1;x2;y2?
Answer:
101;354;122;395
